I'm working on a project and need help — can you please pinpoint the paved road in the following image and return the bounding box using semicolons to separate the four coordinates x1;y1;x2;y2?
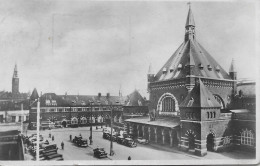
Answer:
26;127;255;161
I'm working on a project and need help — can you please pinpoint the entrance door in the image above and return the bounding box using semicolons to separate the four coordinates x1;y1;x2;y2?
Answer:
207;133;214;151
188;134;195;150
62;121;67;127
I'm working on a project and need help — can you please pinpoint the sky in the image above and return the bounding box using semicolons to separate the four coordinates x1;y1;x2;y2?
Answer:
0;0;258;98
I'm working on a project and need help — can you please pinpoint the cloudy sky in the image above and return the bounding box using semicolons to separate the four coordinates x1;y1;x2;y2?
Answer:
0;0;258;97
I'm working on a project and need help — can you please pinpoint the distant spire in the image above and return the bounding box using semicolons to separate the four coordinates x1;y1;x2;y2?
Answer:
185;2;195;28
148;63;154;75
229;58;236;72
13;63;18;78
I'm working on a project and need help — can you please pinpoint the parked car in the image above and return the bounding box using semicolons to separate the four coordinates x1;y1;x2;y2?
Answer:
72;136;82;143
40;144;58;155
136;137;149;144
103;132;110;139
76;139;88;147
124;138;137;147
93;148;108;158
43;153;64;161
116;136;126;145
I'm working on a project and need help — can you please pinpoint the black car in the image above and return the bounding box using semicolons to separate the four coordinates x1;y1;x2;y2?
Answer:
93;148;108;158
73;136;88;147
103;132;110;139
116;136;126;145
124;138;137;148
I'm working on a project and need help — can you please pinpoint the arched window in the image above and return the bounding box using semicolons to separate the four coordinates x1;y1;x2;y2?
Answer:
162;97;176;112
213;112;216;118
210;112;213;118
241;129;254;146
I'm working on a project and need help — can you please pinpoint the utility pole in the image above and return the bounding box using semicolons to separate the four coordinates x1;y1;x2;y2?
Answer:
36;98;40;161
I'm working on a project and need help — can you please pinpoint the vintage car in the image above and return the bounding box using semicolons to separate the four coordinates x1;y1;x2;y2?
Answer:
103;132;110;139
116;136;126;145
93;148;108;158
72;136;88;147
124;138;137;147
40;144;58;155
45;153;63;161
76;139;88;147
136;137;149;145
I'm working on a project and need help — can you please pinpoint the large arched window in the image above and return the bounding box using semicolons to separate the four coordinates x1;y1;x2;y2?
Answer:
162;97;175;112
241;129;254;146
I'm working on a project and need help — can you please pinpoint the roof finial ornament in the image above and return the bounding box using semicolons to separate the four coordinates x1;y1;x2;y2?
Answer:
187;1;191;9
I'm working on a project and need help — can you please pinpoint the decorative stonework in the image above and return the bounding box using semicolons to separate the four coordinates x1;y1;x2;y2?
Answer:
157;93;179;115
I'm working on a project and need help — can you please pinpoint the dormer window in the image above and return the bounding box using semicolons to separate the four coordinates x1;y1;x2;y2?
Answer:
170;66;174;72
199;63;203;70
162;68;167;74
216;66;220;72
81;101;86;105
207;65;212;71
51;100;57;106
177;64;182;70
46;100;51;106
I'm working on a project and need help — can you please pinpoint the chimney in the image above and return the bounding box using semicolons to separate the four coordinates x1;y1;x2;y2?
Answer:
98;93;101;98
106;93;110;98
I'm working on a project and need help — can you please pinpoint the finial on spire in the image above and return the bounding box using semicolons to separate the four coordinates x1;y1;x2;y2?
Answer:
187;2;191;9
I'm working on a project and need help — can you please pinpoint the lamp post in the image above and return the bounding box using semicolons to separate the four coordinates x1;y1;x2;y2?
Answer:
110;101;120;156
89;100;94;145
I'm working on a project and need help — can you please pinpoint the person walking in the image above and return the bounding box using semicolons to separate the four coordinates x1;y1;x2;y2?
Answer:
128;156;131;160
70;135;72;141
52;135;54;141
61;141;64;150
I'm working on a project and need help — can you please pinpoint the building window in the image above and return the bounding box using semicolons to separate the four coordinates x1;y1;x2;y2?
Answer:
26;116;29;121
49;109;55;112
162;97;175;112
12;116;16;122
213;112;216;118
46;100;51;106
207;112;209;119
58;109;63;112
81;117;87;124
241;129;254;146
71;118;78;125
51;100;57;106
18;116;22;122
78;108;82;112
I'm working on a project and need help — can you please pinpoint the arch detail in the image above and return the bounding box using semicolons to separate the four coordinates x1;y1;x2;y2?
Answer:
157;93;179;116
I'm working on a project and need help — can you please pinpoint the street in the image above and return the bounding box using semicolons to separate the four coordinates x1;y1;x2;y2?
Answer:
25;126;255;161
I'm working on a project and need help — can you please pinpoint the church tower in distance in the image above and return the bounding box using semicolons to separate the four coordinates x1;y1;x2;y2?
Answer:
12;64;19;95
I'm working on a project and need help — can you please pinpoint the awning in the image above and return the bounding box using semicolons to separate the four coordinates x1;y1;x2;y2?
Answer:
124;116;180;128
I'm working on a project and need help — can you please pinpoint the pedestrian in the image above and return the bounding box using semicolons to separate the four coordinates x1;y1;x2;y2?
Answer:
52;135;54;141
128;156;131;160
49;133;51;138
61;141;64;150
70;134;72;141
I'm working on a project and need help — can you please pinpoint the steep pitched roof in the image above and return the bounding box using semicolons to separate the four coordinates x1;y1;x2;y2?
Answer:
154;7;231;82
180;79;221;108
30;88;39;101
124;90;146;106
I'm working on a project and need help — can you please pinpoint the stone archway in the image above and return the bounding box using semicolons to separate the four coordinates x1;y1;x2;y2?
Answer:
213;94;225;109
157;93;179;115
207;132;215;151
185;130;196;150
62;121;67;127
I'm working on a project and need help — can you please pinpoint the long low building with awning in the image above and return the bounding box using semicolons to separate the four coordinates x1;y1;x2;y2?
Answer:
124;116;180;147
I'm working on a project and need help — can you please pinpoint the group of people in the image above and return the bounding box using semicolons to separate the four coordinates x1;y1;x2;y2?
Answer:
49;132;64;150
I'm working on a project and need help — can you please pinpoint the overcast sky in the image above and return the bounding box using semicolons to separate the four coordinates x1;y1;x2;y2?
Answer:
0;0;258;97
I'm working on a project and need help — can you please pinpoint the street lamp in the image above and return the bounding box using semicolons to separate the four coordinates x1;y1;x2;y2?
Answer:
110;100;120;156
89;100;94;145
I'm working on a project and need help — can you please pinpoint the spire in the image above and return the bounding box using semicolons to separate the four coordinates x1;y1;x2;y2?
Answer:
185;3;196;42
185;2;195;28
148;63;154;75
229;58;236;72
13;63;18;78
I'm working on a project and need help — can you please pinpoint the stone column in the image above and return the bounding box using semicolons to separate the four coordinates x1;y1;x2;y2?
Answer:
129;124;133;135
169;130;173;147
148;127;151;141
162;129;165;145
154;127;157;143
142;126;145;138
137;125;140;138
